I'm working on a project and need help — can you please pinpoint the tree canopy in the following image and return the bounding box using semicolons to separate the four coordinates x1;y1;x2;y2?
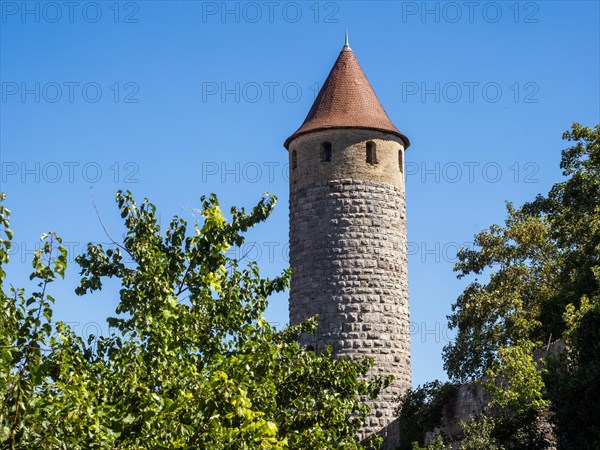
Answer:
0;191;387;449
399;123;600;449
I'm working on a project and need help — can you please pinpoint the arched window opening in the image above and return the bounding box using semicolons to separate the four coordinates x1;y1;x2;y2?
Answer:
366;141;377;165
321;142;332;162
399;149;404;173
292;150;297;170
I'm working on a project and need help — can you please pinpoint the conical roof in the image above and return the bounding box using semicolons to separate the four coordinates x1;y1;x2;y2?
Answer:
284;45;410;149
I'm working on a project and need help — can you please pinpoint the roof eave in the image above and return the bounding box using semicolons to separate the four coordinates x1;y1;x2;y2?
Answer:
284;126;411;150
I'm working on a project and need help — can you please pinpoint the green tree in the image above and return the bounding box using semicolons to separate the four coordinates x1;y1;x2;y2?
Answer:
408;417;504;450
443;123;599;448
398;123;600;449
396;381;456;450
0;191;388;449
445;123;599;382
457;416;504;450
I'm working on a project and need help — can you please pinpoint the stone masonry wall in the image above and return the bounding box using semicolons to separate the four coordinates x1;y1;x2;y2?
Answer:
288;129;411;449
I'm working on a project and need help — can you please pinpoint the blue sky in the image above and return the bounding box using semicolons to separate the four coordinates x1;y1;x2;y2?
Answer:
1;1;599;387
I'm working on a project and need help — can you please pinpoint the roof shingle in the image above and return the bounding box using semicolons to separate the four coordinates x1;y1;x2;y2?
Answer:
284;46;410;149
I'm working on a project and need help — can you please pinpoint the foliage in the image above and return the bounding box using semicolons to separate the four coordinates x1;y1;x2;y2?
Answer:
484;341;547;413
458;415;503;450
544;276;600;449
445;123;599;381
399;123;599;449
396;381;457;450
410;435;445;450
440;123;599;449
409;416;503;450
480;341;549;449
0;191;387;449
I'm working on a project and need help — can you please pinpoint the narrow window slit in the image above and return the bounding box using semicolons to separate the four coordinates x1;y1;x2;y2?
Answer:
399;149;404;173
366;142;377;165
322;142;332;162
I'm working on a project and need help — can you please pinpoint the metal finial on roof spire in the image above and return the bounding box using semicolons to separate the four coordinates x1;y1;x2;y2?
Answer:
343;30;351;50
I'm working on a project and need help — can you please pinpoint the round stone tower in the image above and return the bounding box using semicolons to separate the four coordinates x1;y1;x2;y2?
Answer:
284;39;411;449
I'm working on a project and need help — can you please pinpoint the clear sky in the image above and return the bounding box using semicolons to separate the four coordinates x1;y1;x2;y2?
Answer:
1;1;599;387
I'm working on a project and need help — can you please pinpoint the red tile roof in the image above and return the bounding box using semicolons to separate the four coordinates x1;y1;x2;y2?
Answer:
284;46;410;149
